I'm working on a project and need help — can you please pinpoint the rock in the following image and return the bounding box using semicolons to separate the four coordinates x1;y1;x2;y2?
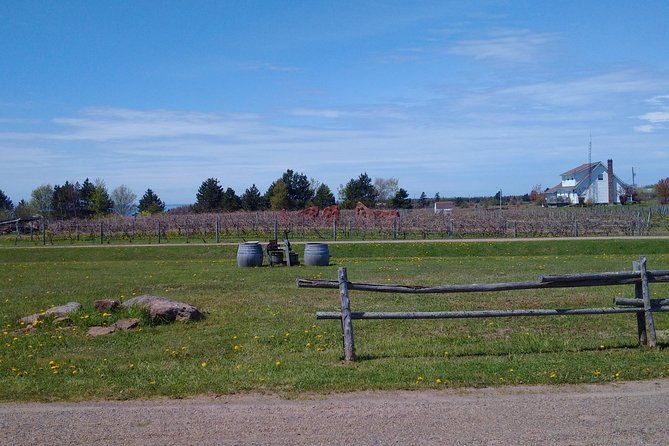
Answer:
88;326;117;337
19;314;41;326
86;319;141;337
45;302;82;317
18;302;82;326
121;295;203;323
95;299;121;312
52;316;72;326
114;318;140;331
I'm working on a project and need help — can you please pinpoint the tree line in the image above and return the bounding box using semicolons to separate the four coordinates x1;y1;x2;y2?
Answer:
3;173;666;222
0;170;416;221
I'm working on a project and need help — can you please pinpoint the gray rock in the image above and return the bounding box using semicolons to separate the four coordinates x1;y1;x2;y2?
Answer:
19;302;82;326
114;318;140;331
86;318;141;337
18;314;41;326
45;302;81;317
87;326;117;337
121;295;203;323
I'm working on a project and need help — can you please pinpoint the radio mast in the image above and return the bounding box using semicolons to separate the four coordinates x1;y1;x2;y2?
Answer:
588;134;597;204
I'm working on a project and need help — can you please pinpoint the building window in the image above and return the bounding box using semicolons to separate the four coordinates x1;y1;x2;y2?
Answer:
598;174;604;181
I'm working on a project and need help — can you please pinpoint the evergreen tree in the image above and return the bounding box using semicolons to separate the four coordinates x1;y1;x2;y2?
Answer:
265;170;313;210
138;189;165;214
52;182;81;219
417;192;428;208
78;178;95;218
0;189;13;219
88;179;114;217
241;184;263;211
221;187;242;211
339;173;377;209
312;183;336;207
194;178;224;212
391;188;412;209
281;169;313;209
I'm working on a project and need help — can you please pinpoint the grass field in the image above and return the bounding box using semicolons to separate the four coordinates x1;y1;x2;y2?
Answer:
1;239;668;402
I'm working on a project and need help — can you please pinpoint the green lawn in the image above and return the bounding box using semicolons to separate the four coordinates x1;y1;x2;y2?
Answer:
1;239;668;402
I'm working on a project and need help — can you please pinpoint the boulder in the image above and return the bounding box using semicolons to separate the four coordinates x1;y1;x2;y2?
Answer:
19;302;82;326
45;302;82;317
121;295;203;323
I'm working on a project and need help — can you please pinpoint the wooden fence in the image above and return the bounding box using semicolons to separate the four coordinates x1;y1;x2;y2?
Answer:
297;256;669;362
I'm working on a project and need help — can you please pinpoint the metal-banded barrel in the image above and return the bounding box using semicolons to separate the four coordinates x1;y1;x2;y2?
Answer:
304;243;330;266
237;242;263;267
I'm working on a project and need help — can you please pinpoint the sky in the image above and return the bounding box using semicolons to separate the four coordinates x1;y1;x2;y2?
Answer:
1;0;668;205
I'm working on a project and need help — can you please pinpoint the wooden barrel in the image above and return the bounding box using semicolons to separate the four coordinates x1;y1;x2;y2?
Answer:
304;243;330;266
237;242;263;267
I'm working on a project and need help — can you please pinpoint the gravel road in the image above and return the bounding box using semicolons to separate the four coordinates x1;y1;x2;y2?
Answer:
2;379;668;445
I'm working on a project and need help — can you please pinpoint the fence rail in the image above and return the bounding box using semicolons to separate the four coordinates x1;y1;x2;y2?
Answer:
297;256;668;362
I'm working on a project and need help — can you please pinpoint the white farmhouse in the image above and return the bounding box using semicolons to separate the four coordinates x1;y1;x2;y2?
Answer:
545;160;629;205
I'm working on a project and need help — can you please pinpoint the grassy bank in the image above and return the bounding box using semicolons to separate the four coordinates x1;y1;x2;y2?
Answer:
1;239;668;401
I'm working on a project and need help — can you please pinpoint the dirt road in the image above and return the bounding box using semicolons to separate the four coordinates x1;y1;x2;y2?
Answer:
2;379;668;445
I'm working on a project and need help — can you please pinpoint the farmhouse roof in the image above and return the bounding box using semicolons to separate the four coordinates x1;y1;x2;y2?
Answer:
434;201;455;210
560;162;600;177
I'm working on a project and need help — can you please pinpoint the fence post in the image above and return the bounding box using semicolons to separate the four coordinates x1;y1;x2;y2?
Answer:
274;220;278;240
633;259;647;345
99;221;104;245
338;267;356;362
215;218;220;243
42;220;46;245
333;219;337;241
634;256;656;347
157;221;161;244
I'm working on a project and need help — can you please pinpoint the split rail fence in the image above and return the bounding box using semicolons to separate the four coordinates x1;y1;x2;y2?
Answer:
297;256;669;362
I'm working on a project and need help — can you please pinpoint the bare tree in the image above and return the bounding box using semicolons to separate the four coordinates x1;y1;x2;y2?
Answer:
111;185;137;216
657;178;669;204
374;177;399;203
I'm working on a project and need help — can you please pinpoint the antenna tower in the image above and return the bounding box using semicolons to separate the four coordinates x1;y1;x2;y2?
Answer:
588;134;597;204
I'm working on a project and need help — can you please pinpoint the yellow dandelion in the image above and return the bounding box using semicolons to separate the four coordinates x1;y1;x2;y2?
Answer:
201;362;207;368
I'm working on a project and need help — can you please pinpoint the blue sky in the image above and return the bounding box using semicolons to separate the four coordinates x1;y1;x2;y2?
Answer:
1;1;668;205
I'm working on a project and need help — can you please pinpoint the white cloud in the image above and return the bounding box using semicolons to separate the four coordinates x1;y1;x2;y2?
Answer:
636;95;669;132
640;111;669;123
448;29;555;64
49;108;263;141
634;125;655;133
